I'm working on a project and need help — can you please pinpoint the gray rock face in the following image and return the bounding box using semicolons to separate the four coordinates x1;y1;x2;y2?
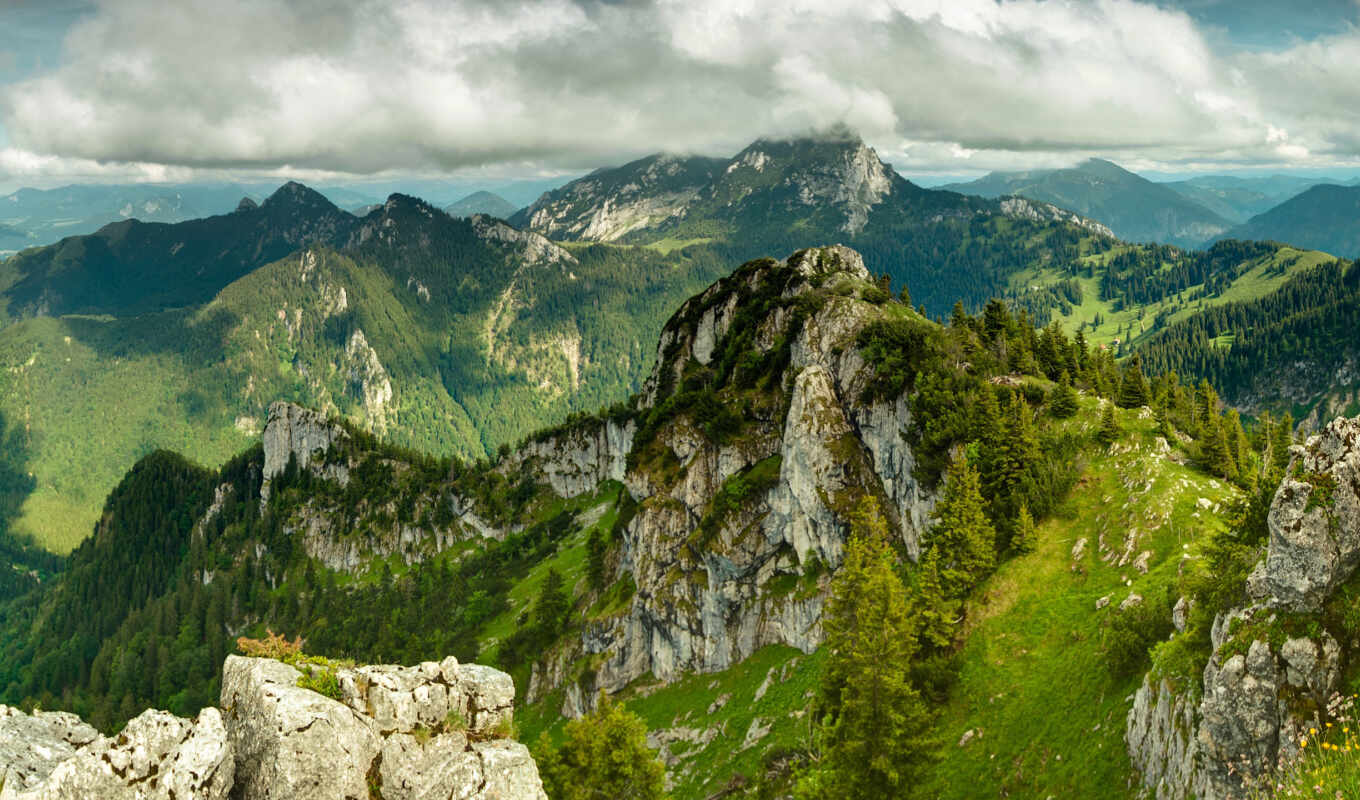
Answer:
1263;415;1360;611
501;418;636;500
1126;416;1360;799
222;655;381;799
532;246;937;714
260;401;351;500
220;655;545;800
1126;678;1198;800
0;655;544;800
0;707;99;794
0;706;231;800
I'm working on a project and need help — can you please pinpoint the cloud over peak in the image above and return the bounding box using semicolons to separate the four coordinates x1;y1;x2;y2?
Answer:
2;0;1358;180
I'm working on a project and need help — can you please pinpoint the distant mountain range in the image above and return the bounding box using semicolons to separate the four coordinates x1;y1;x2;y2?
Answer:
941;158;1233;247
445;191;518;218
1218;183;1360;258
1159;174;1346;223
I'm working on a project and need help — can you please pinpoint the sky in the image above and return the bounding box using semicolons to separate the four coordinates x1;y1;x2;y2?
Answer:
2;0;1360;191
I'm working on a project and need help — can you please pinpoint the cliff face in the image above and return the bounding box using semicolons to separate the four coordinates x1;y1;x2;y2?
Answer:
529;245;937;713
250;245;938;722
1127;415;1360;799
0;654;544;800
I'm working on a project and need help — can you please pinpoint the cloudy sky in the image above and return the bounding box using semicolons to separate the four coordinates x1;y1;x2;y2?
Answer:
2;0;1359;190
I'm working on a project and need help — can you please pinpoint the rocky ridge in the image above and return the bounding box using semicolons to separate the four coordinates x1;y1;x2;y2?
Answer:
528;245;937;714
0;655;544;800
1127;414;1360;799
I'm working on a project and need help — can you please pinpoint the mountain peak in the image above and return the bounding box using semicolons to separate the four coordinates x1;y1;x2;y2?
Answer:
261;181;337;212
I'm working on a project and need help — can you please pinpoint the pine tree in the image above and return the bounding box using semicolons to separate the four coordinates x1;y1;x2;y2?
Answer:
797;496;933;799
1199;417;1238;481
535;568;569;636
1116;354;1150;409
1097;402;1121;446
1013;504;1038;554
1271;412;1295;475
1048;370;1079;419
930;454;996;588
535;692;667;800
913;546;957;650
586;528;607;591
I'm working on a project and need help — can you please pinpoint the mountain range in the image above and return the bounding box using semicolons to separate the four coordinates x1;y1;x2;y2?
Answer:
0;127;1355;564
941;158;1235;247
1217;182;1360;258
445;190;518;218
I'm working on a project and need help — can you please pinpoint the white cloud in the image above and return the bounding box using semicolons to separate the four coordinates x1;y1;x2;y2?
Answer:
1;0;1358;179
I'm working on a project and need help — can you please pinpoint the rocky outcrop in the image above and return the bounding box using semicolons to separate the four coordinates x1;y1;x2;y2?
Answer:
0;706;231;800
1261;416;1360;611
533;245;936;714
0;655;545;800
502;417;636;499
260;400;351;500
222;654;542;800
1126;414;1360;799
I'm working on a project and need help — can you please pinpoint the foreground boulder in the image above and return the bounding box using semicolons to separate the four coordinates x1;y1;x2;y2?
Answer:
0;706;231;800
221;654;546;800
0;654;545;800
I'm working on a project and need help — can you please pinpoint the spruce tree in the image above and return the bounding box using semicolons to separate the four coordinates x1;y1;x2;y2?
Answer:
586;528;607;591
535;692;667;800
1014;504;1038;554
797;496;933;799
535;568;569;636
1199;417;1238;481
1048;371;1079;419
1097;402;1121;446
1271;412;1295;475
931;454;996;588
1116;354;1150;409
913;546;957;650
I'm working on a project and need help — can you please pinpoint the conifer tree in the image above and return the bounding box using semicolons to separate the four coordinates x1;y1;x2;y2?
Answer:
586;528;607;591
1097;402;1121;446
797;496;933;800
1199;417;1238;481
535;568;569;636
913;546;957;650
1271;412;1295;475
1048;370;1078;419
535;692;667;800
1013;504;1038;554
931;454;996;587
1117;354;1150;409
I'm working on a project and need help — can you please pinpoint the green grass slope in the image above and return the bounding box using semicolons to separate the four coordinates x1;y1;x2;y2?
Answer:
515;398;1237;799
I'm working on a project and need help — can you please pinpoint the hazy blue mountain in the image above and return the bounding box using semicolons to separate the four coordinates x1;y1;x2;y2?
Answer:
1160;174;1339;223
941;158;1232;247
445;191;517;218
1220;183;1360;258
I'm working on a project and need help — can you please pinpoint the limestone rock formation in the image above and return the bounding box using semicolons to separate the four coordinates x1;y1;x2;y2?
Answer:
530;245;937;714
221;655;544;800
0;706;231;800
260;400;351;499
0;655;546;800
1126;414;1360;799
500;417;636;500
1262;416;1360;611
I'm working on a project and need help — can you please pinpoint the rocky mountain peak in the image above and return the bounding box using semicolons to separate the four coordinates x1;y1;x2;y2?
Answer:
235;196;259;213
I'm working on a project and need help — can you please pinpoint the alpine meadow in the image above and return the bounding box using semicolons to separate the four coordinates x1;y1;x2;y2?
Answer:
3;2;1360;799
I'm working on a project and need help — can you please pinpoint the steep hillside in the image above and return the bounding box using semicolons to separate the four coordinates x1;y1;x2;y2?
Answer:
510;153;727;241
1221;183;1360;258
944;158;1232;247
0;201;730;551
